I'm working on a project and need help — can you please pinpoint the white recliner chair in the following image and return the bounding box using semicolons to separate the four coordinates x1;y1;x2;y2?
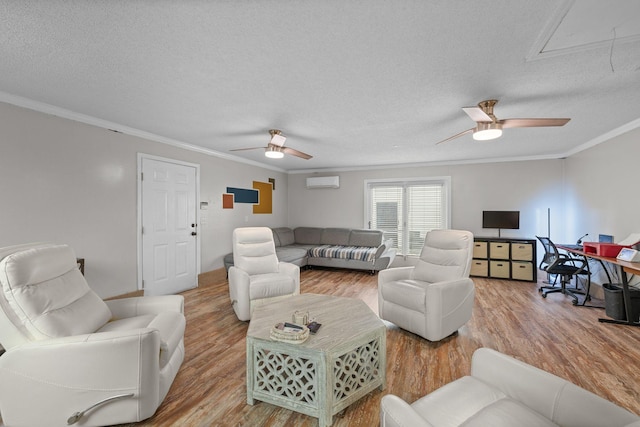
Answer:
229;227;300;321
0;243;186;427
378;229;474;341
380;347;640;427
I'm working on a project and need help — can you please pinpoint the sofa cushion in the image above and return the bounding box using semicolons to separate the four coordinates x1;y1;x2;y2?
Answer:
275;247;308;263
273;227;295;246
271;229;281;247
410;376;506;426
348;229;382;247
320;228;351;245
309;245;378;262
294;227;323;244
460;398;558;427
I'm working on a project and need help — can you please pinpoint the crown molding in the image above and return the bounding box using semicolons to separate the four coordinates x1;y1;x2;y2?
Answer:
0;91;286;173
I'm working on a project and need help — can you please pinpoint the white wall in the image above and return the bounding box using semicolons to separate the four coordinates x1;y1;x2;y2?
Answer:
287;128;640;275
563;127;640;287
3;100;638;297
0;102;289;298
288;160;565;255
563;127;640;245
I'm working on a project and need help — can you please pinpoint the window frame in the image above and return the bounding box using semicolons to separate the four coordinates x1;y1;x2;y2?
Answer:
363;176;451;257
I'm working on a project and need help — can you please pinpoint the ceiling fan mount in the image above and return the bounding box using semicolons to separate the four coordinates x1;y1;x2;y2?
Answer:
230;129;312;160
474;99;498;121
437;99;570;145
268;129;286;145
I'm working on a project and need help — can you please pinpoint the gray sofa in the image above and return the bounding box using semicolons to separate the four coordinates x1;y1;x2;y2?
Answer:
224;227;396;274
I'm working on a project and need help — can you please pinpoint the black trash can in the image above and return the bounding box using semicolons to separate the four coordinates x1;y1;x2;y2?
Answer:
603;283;640;322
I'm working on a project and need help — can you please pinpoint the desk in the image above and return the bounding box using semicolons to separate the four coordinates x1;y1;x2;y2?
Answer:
558;245;640;327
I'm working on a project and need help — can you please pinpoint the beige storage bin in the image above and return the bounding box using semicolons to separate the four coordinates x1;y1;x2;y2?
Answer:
511;261;534;281
489;242;510;260
473;241;488;259
470;260;488;277
489;260;510;278
511;242;533;261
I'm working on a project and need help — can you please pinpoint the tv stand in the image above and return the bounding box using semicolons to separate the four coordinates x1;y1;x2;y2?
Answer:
470;237;537;282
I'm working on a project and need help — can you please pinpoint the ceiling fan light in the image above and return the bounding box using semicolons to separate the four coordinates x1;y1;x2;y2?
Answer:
473;122;503;141
265;146;284;159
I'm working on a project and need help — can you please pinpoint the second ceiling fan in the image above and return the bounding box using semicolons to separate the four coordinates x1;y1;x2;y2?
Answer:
231;129;312;160
437;99;570;145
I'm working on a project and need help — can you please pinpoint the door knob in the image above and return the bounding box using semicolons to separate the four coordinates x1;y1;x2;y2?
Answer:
191;232;197;236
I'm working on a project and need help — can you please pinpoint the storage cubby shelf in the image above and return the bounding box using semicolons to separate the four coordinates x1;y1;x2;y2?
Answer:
471;237;537;282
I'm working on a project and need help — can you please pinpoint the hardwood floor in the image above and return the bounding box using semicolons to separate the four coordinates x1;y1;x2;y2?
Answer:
127;267;640;426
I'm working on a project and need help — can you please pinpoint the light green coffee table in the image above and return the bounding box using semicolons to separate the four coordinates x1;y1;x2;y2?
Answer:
246;293;386;426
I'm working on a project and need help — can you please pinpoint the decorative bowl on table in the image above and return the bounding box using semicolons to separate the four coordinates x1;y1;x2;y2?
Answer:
270;323;310;344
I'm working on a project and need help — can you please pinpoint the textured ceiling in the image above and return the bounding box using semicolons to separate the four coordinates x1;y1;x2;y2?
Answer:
1;1;639;173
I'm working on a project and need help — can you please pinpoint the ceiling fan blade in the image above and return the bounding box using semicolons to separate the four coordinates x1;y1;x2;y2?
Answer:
282;146;312;160
462;106;492;123
230;147;264;152
500;118;570;128
436;128;474;145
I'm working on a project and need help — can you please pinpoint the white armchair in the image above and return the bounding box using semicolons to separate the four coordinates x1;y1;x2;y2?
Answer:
228;227;300;321
378;229;474;341
0;243;185;427
380;347;640;427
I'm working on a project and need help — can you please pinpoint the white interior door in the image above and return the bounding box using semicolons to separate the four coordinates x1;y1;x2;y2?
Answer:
140;156;199;296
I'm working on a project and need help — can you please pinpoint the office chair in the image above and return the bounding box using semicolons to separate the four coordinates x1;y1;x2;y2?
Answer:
536;236;590;305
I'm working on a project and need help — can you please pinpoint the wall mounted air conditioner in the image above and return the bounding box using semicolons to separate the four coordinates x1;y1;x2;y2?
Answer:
306;176;340;189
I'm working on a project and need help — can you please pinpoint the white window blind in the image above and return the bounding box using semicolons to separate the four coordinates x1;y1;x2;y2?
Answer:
366;178;450;256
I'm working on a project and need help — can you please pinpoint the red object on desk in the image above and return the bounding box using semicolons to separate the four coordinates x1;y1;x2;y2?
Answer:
581;242;630;257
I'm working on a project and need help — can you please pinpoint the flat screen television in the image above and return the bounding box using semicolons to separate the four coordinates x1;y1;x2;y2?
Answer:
482;210;520;230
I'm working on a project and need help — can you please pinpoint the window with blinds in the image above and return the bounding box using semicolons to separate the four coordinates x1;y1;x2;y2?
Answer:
365;177;450;256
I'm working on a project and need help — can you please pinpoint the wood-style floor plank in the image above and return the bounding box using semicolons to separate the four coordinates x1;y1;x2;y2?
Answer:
123;267;640;426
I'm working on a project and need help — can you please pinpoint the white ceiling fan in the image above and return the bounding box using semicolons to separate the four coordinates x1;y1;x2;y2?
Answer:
230;129;313;160
437;99;570;144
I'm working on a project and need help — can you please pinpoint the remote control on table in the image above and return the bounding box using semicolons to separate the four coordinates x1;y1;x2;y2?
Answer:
307;321;322;334
283;322;304;330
